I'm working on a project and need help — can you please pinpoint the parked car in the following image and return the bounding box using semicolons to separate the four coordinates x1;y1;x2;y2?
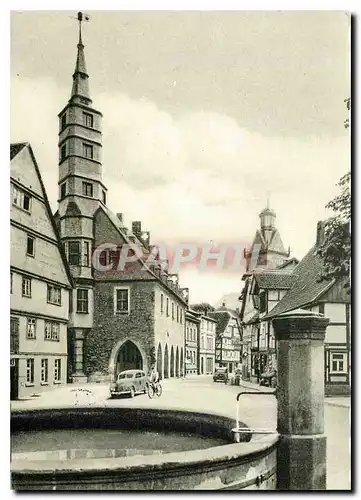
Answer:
213;367;228;383
110;369;148;398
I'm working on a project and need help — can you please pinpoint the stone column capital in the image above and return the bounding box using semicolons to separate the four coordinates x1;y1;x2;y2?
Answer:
272;309;329;341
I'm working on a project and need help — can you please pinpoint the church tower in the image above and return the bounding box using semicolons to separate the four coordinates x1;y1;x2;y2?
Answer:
245;201;290;271
57;13;107;382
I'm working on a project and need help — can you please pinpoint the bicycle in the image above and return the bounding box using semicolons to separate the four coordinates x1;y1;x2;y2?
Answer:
147;381;162;399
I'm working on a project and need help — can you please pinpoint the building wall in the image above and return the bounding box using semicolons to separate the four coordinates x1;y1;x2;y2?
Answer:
88;280;155;376
185;318;199;375
153;285;186;378
199;317;216;375
322;302;350;396
10;146;71;399
90;208;187;380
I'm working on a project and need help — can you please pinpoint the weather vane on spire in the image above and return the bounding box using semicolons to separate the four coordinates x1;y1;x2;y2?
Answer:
75;11;90;45
266;190;271;209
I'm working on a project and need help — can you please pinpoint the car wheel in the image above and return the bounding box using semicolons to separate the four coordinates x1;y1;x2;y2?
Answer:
129;386;135;398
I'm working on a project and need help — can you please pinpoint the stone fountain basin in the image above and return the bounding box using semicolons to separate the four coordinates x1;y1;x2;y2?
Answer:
11;407;279;491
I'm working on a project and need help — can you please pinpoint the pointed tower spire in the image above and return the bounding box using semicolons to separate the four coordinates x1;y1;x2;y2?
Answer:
71;12;91;104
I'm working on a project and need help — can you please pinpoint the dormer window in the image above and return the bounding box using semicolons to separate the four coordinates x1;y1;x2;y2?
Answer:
83;112;94;128
83;143;93;159
82;181;93;197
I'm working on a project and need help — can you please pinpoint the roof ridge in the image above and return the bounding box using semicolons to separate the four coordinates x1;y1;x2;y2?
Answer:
95;205;188;305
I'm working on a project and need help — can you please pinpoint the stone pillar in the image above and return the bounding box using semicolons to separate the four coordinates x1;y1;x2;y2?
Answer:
273;309;329;490
72;329;88;383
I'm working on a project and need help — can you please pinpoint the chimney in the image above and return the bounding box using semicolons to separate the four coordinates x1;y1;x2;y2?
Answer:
116;213;123;224
132;221;142;235
316;221;326;247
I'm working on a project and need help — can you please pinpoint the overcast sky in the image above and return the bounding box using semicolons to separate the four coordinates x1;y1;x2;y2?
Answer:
10;10;350;305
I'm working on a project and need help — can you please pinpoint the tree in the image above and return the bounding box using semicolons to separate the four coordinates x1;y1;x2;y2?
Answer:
317;172;351;287
190;303;215;314
317;97;351;290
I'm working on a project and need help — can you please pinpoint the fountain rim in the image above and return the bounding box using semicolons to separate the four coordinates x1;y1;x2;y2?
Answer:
11;406;279;475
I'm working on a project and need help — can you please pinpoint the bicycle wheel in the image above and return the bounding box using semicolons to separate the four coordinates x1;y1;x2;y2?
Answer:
147;384;155;399
155;383;162;397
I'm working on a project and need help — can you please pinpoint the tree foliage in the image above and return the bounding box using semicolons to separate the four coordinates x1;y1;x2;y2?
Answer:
190;303;215;314
317;171;351;287
316;98;351;290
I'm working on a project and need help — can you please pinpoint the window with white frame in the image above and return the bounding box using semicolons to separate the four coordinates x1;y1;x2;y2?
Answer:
44;321;60;341
26;358;34;384
26;318;36;339
22;277;32;297
114;288;129;314
68;241;80;265
172;302;174;320
77;289;89;313
13;186;31;212
160;293;164;314
41;359;49;383
54;359;61;382
47;285;61;305
330;352;347;373
166;298;169;317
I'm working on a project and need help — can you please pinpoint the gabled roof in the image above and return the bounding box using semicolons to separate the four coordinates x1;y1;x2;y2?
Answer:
10;143;26;160
93;205;188;306
254;272;297;290
10;142;73;288
263;245;334;320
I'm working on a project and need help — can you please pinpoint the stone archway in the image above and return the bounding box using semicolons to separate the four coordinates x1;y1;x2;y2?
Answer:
164;344;169;379
180;347;184;377
175;346;179;377
109;338;147;381
170;346;175;377
156;343;163;380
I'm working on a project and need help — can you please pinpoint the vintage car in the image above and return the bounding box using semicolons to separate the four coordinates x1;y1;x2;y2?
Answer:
110;369;148;398
213;367;229;383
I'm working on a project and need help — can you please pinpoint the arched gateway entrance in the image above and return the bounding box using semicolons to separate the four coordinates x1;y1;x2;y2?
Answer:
109;339;145;380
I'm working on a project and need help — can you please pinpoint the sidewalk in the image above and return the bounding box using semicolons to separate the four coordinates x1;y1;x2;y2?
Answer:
325;397;351;408
239;379;351;407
